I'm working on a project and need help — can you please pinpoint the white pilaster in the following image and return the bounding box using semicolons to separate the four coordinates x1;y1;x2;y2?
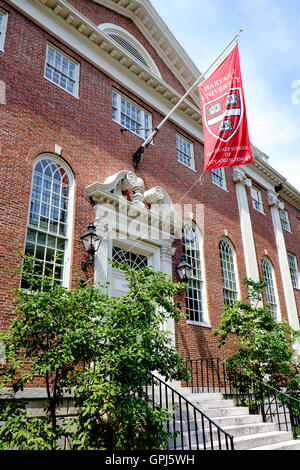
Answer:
160;244;176;347
268;190;299;331
233;168;260;282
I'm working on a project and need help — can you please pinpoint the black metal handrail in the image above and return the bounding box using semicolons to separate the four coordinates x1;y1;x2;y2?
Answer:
227;374;300;437
186;358;226;393
143;372;234;450
186;358;300;438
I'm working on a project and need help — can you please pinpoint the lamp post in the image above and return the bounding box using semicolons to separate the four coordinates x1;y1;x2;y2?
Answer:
80;223;102;270
176;255;192;285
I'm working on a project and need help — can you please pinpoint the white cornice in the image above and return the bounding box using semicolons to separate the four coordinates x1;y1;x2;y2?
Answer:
245;146;300;209
92;0;201;106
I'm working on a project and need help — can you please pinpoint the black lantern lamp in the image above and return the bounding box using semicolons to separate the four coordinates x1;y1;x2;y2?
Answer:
176;255;192;284
81;223;102;271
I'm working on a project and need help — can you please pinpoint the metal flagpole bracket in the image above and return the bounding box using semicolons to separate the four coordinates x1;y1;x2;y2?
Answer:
133;146;144;170
133;128;159;170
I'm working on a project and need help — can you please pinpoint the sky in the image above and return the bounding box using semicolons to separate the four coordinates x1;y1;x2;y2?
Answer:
150;0;300;191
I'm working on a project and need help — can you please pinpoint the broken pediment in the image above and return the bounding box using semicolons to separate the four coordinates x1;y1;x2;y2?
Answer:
85;170;182;240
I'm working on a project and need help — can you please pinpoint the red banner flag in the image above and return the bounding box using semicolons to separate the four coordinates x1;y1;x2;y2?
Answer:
198;43;253;171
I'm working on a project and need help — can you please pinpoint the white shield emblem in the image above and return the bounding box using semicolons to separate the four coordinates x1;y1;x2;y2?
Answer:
203;88;243;143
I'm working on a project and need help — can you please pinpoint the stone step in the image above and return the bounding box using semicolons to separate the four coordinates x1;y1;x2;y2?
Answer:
170;430;294;451
231;430;295;450
250;439;300;450
169;422;279;448
169;413;263;432
173;405;249;421
175;392;224;401
188;399;236;409
149;392;225;406
206;413;263;428
220;421;279;438
192;405;250;418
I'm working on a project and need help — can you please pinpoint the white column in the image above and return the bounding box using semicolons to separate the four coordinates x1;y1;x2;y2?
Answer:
233;168;260;282
160;244;176;347
268;190;300;331
93;204;110;292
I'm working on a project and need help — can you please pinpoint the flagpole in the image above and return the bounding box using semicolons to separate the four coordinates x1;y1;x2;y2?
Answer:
133;29;243;169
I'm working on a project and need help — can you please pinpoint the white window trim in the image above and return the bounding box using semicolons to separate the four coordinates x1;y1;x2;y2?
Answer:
261;257;281;321
183;223;210;327
280;209;291;232
44;43;80;98
0;8;8;52
23;154;75;289
219;237;240;305
211;168;227;191
176;133;196;171
112;88;153;142
287;253;299;290
250;186;265;214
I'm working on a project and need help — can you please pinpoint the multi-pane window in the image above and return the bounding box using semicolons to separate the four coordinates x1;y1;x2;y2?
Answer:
250;186;264;213
211;168;226;189
280;209;291;232
219;238;238;305
261;257;277;318
112;246;147;270
44;44;79;97
176;134;195;170
22;158;73;288
182;224;203;323
0;9;8;51
288;253;299;289
112;90;152;141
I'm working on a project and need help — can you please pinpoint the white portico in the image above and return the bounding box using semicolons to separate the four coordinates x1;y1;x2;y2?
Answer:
85;170;182;345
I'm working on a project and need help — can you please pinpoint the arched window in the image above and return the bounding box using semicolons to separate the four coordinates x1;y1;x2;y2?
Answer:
261;257;278;318
22;156;74;288
219;238;238;305
112;246;148;270
182;223;204;323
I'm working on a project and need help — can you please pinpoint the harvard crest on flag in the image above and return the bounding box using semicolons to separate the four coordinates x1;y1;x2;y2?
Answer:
198;43;253;171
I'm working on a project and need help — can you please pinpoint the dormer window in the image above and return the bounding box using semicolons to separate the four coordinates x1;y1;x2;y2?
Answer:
98;23;161;78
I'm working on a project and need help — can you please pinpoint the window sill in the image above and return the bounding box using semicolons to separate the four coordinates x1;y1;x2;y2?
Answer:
187;320;211;329
177;160;197;172
44;76;79;100
212;181;228;192
113;119;154;145
252;207;265;215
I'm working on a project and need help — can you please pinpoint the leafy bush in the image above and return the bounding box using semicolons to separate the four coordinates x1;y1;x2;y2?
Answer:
214;278;300;392
0;255;188;450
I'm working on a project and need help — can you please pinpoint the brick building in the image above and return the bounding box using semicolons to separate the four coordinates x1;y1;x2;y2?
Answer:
0;0;299;375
